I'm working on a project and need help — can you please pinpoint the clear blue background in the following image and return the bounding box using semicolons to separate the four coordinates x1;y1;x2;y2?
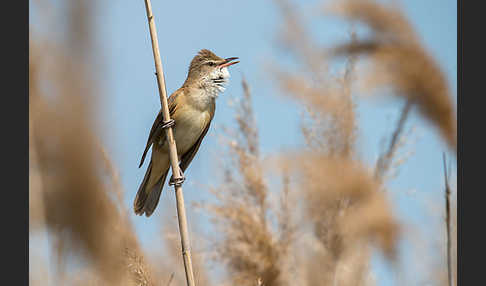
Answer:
30;0;457;285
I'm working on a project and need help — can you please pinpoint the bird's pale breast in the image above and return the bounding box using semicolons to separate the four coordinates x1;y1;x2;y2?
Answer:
172;105;210;156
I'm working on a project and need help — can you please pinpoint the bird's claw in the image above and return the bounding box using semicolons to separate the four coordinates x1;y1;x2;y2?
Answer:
160;119;175;129
168;169;185;187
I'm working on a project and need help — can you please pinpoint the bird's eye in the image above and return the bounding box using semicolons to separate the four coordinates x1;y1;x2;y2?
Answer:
208;61;215;66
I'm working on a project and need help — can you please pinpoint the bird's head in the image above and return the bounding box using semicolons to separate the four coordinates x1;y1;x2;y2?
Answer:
184;49;239;93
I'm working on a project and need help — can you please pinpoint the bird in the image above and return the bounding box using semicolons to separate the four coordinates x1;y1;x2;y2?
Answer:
134;49;239;217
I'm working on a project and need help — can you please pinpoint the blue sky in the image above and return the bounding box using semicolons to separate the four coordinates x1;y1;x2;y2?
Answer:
31;0;457;284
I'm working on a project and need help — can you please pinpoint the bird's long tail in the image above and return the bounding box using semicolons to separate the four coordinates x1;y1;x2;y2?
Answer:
134;161;169;217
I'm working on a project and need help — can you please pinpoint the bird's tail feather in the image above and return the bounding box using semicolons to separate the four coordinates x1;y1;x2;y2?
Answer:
134;161;168;217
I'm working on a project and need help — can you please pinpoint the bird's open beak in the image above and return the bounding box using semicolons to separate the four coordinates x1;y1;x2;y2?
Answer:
219;57;239;69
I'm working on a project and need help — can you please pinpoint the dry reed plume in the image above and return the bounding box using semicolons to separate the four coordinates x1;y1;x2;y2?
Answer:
200;0;457;285
200;77;293;286
29;1;160;285
204;73;398;285
328;0;457;150
273;1;400;282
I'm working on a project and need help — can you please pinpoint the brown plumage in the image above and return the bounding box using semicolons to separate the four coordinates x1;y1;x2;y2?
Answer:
134;49;239;217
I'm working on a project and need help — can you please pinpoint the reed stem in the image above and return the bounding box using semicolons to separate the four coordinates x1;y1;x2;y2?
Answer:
443;153;452;286
142;1;196;285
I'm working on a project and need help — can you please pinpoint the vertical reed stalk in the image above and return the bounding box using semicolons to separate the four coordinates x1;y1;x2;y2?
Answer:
443;153;452;286
142;1;196;285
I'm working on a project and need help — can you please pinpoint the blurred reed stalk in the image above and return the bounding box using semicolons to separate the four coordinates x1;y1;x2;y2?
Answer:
443;153;452;286
142;0;196;285
374;100;412;182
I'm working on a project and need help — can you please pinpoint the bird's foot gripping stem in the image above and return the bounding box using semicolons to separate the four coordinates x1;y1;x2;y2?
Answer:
160;119;175;129
169;169;185;187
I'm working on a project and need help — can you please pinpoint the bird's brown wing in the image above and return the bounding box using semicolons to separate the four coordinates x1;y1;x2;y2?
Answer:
139;89;183;168
179;119;211;173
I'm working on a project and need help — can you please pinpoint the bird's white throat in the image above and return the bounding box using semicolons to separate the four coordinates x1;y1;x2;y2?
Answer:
204;67;231;98
190;67;231;111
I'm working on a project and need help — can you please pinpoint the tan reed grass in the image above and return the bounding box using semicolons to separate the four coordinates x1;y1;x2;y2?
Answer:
29;1;158;285
328;0;457;150
199;78;296;286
